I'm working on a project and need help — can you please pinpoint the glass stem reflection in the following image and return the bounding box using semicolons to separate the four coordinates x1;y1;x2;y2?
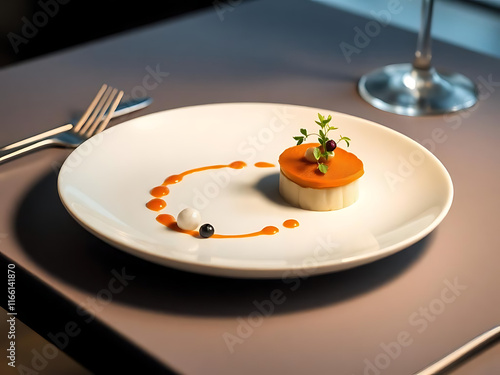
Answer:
413;0;434;70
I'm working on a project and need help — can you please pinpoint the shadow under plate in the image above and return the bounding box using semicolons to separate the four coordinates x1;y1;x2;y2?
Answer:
14;170;431;317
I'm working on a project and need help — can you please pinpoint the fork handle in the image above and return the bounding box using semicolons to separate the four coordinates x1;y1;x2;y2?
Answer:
0;138;64;165
414;325;500;375
0;124;73;151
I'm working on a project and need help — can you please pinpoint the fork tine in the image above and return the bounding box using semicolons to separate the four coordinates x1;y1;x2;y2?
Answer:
94;90;124;135
85;89;123;137
73;84;108;132
78;86;114;135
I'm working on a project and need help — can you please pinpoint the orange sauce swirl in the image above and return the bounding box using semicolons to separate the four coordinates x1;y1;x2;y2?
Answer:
148;161;299;239
161;161;247;186
156;214;279;238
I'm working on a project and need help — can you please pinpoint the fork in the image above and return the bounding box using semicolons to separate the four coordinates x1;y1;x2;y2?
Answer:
0;84;124;165
415;325;500;374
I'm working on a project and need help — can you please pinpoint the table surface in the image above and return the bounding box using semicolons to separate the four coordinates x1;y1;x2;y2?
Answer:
1;0;499;374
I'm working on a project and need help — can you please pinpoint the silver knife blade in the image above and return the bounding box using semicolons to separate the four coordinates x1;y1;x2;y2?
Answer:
111;96;153;118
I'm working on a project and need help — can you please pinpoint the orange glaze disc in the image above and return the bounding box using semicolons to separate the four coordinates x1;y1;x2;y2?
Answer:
283;219;299;228
255;162;275;168
156;214;279;239
146;198;166;211
278;143;364;188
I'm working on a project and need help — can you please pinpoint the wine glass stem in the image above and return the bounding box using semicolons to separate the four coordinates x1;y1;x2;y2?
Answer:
413;0;434;70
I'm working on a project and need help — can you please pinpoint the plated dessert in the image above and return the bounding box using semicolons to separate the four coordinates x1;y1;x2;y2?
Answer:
279;114;364;211
146;113;364;237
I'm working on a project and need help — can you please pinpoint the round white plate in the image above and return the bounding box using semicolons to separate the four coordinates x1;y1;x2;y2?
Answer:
58;103;453;278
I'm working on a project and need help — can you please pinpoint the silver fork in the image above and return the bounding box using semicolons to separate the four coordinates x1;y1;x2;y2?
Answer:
415;325;500;374
0;84;124;165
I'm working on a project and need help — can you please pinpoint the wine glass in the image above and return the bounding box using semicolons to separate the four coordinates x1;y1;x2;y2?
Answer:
358;0;478;116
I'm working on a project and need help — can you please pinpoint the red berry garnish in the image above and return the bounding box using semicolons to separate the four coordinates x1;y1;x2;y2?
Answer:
326;140;337;152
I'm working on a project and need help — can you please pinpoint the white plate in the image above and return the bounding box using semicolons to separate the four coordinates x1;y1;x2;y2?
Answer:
58;103;453;278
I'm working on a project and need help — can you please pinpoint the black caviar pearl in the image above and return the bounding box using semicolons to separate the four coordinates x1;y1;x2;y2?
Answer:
199;223;215;238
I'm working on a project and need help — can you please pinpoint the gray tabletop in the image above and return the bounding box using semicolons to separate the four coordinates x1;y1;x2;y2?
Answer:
1;0;499;374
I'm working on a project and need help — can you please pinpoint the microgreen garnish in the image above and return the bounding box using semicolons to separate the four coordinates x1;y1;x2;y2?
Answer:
293;113;351;174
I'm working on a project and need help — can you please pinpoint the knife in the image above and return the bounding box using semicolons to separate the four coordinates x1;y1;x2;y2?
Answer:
109;96;152;118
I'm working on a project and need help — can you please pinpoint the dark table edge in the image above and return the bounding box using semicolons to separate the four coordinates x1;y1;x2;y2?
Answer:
0;252;178;374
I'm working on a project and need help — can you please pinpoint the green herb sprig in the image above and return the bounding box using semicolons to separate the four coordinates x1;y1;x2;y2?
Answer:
293;113;351;174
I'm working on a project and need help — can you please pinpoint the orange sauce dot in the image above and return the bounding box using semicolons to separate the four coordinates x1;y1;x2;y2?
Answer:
283;219;299;228
262;226;280;235
156;214;174;226
150;186;170;198
230;161;247;169
255;162;275;168
156;214;198;236
146;199;167;211
164;174;183;185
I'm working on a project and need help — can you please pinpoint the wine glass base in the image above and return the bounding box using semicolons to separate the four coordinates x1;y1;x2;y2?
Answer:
358;63;478;116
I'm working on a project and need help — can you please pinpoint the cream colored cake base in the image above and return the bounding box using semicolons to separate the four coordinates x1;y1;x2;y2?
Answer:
279;171;359;211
